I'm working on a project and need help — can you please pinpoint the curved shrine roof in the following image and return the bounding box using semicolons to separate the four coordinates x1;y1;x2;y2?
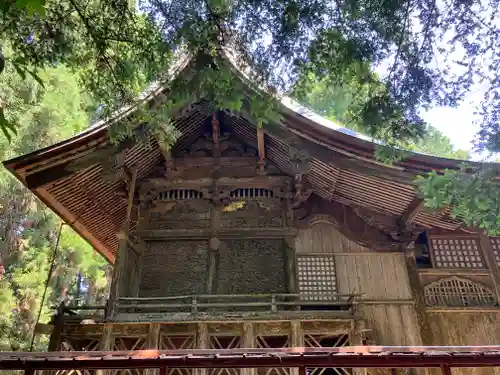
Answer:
3;55;489;262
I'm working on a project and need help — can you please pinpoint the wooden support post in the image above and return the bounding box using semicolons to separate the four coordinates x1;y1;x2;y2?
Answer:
96;323;113;375
290;321;303;375
478;232;500;302
242;322;255;375
403;243;433;346
212;113;221;158
47;303;64;352
284;237;298;294
145;323;161;375
130;249;145;298
257;127;265;174
207;237;220;293
197;323;209;375
107;166;138;319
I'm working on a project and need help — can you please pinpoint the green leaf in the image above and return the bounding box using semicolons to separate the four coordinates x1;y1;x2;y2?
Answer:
15;0;46;16
0;50;4;74
27;69;45;88
0;108;14;142
12;63;27;80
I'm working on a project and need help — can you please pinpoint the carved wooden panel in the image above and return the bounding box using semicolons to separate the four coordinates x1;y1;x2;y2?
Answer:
140;241;208;297
220;200;284;229
297;255;337;300
490;237;500;267
149;200;212;230
217;240;286;294
430;237;485;269
424;277;496;307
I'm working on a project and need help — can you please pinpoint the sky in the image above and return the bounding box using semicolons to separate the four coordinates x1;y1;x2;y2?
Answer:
422;99;480;157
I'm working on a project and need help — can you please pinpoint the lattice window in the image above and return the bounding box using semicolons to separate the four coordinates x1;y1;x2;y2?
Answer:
424;277;496;307
229;188;275;199
490;237;500;267
430;237;485;268
158;189;203;200
297;255;337;301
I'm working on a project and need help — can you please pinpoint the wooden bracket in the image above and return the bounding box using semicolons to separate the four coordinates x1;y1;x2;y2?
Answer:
400;196;425;228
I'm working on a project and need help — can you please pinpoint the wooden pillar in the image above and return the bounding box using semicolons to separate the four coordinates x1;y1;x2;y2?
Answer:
197;323;209;375
207;237;220;293
284;237;298;294
290;321;302;375
95;323;113;375
242;322;255;375
107;167;138;319
257;127;265;174
145;323;161;375
403;243;433;345
47;303;64;351
478;232;500;302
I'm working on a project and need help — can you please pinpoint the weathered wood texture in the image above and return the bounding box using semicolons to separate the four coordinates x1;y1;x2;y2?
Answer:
295;222;412;300
428;312;500;375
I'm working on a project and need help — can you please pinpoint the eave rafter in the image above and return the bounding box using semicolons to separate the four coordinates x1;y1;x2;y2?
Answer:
23;139;134;190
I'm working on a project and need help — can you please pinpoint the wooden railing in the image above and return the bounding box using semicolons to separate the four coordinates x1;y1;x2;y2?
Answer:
116;293;361;314
55;294;363;322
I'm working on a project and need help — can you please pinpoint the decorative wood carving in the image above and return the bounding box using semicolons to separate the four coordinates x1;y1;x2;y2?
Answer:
177;132;257;158
352;205;425;242
297;195;419;251
291;173;313;208
424;276;496;307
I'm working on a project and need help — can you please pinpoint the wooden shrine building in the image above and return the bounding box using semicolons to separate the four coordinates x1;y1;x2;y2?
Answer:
3;54;500;375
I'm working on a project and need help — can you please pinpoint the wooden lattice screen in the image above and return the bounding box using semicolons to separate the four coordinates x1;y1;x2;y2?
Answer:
297;255;337;301
424;277;496;307
490;237;500;268
429;237;485;269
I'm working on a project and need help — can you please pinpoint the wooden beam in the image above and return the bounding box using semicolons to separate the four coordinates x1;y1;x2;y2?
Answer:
400;196;425;226
257;127;265;174
402;243;434;346
212;112;220;158
24;139;134;190
478;232;500;303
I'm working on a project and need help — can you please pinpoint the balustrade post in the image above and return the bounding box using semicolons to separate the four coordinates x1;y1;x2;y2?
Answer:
192;296;198;313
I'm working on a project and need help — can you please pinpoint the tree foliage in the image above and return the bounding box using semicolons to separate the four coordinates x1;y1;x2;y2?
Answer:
0;0;499;232
0;58;110;351
293;75;471;160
